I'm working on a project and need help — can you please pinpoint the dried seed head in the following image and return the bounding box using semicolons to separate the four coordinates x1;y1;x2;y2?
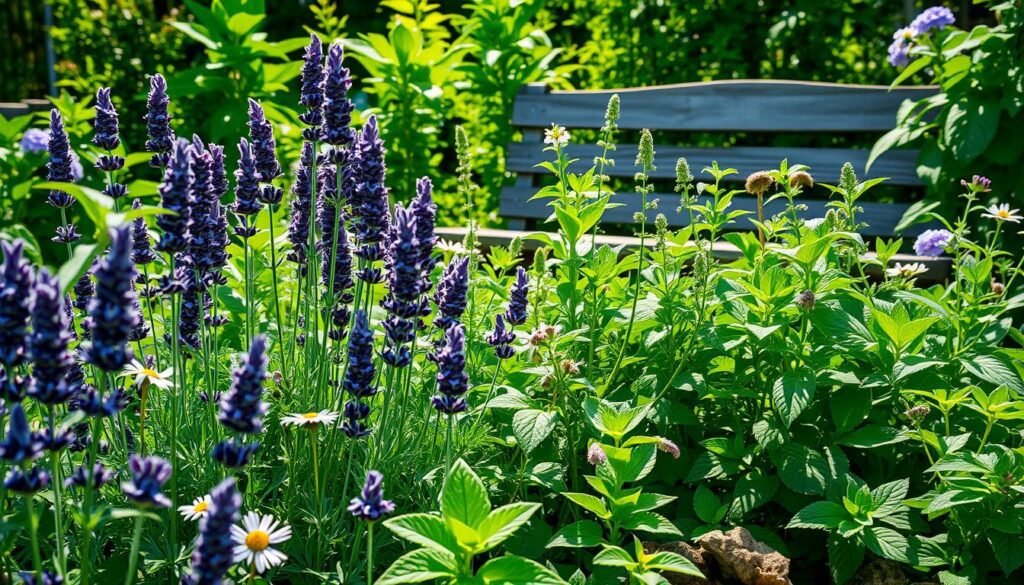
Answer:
905;404;931;423
796;290;816;311
540;374;553;389
657;438;680;459
992;279;1005;295
560;359;581;375
744;171;774;196
789;171;814;189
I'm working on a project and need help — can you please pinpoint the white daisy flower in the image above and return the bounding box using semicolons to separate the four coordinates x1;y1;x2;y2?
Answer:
121;359;174;390
435;239;479;256
544;124;570;147
178;495;212;521
886;262;928;278
231;512;291;574
981;203;1022;224
281;410;340;428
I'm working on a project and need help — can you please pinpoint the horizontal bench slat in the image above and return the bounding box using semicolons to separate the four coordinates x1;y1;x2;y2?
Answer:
499;185;927;237
507;143;923;187
435;226;951;281
512;81;937;132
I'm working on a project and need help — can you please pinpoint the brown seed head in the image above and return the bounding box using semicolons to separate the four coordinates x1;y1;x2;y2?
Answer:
745;171;774;196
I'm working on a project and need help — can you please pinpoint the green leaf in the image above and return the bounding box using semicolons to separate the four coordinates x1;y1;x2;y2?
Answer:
375;548;457;585
772;368;816;427
945;100;1000;162
692;484;722;524
36;182;114;235
593;545;637;569
562;492;610;519
478;502;541;551
476;555;567;584
547;520;604;549
788;501;849;530
383;513;458;554
989;532;1024;576
836;426;906;449
772;443;833;496
862;526;910;563
871;480;909;518
960;354;1024;393
57;244;100;293
619;512;683;537
512;409;556;453
828;534;865;585
441;459;491;530
645;551;704;576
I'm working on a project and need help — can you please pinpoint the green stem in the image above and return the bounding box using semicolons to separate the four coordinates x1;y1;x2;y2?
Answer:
48;406;66;574
26;494;43;582
124;516;146;585
367;522;375;585
267;203;287;371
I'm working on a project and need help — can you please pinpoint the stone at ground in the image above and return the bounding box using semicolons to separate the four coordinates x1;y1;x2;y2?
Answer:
697;527;792;585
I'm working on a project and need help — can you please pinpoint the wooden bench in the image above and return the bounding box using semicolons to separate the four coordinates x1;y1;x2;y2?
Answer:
437;80;951;279
0;98;51;119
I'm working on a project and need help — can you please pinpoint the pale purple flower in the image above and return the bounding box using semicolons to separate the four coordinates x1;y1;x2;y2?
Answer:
911;6;955;34
913;229;953;257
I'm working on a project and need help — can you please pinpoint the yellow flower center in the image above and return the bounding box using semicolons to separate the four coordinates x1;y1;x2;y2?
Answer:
245;530;270;551
303;412;320;419
903;30;914;39
193;501;208;513
141;368;160;378
997;209;1010;218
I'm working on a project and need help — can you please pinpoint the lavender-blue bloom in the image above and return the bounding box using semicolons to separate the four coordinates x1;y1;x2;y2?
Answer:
0;404;44;463
65;462;115;489
46;109;76;208
43;425;75;452
5;466;50;494
247;99;281;180
411;177;437;291
348;470;395;521
211;438;259;469
287;142;315;269
130;199;158;265
342;310;375;438
20;128;49;153
433;257;469;330
188;136;220;277
299;34;325;141
19;570;62;585
0;366;29;403
93;87;122;153
218;335;268;434
504;266;529;326
352;116;389;249
53;224;82;245
29;269;76;404
318;164;355;300
0;240;34;367
914;228;953;257
184;478;241;585
121;454;172;508
911;6;955;34
887;29;913;67
232;138;262;218
323;43;356;147
85;225;138;371
79;386;129;418
145;74;175;167
486;314;516;360
432;323;468;414
156;140;193;253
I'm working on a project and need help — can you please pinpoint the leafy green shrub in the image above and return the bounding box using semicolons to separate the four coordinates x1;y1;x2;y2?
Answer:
871;1;1023;222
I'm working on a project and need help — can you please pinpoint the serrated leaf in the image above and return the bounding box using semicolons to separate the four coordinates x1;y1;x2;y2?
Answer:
512;409;556;453
547;520;604;549
772;368;816;427
375;548;457;585
788;501;849;530
442;459;491;530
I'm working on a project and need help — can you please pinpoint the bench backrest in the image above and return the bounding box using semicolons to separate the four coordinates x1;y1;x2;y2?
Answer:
501;81;937;237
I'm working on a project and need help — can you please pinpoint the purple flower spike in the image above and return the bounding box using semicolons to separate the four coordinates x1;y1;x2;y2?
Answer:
0;404;45;464
323;42;355;147
218;335;268;434
486;314;516;359
29;269;76;404
85;225;139;371
434;257;469;330
93;87;122;152
432;323;468;415
0;240;34;367
247;99;281;180
287;142;315;269
913;229;953;257
130;199;158;265
504;267;529;326
348;470;395;521
299;33;325;141
121;454;172;508
65;462;115;489
412;177;438;290
144;74;175;167
233;137;262;217
5;466;50;494
352;116;389;249
156;139;194;254
342;310;376;438
183;478;241;585
46;109;76;208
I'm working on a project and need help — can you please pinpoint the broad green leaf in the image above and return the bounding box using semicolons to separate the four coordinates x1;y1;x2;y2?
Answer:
772;368;816;427
384;513;458;554
645;551;704;576
593;545;637;569
619;511;682;537
441;459;490;530
862;526;910;563
512;409;556;453
870;480;909;518
988;532;1024;575
562;492;610;519
787;501;849;530
375;548;457;585
828;534;865;585
945;100;999;162
836;426;907;449
476;555;567;584
692;484;722;525
547;520;604;549
57;244;100;293
478;502;541;551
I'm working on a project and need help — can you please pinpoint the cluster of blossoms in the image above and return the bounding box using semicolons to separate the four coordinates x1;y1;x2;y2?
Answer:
888;6;956;67
486;267;529;359
215;335;268;468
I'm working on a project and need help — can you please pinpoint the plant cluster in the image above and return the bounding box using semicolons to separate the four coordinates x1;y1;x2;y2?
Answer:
2;24;1024;585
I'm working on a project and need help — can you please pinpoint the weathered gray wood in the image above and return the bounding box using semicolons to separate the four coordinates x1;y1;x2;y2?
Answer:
21;98;50;111
0;103;30;118
507;143;923;186
512;81;937;132
499;185;926;237
435;226;951;280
